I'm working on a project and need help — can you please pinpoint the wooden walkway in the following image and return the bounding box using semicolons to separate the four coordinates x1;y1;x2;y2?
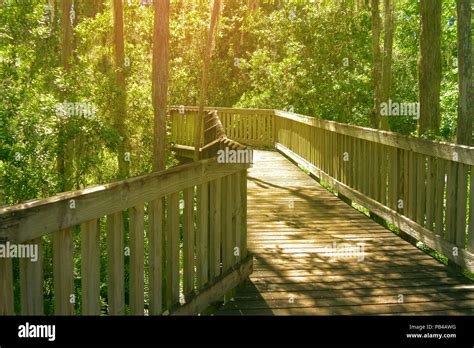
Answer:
216;150;474;315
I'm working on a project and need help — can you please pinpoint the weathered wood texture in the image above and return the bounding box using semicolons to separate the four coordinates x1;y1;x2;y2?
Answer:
216;150;474;315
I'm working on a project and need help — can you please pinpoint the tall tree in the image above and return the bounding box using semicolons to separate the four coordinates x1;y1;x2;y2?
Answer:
370;0;383;129
455;0;472;145
58;0;74;191
152;0;170;171
380;0;395;131
418;0;442;136
193;0;222;160
112;0;130;178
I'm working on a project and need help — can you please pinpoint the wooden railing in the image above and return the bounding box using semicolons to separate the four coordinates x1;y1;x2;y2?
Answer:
172;106;474;273
0;153;250;315
170;106;275;148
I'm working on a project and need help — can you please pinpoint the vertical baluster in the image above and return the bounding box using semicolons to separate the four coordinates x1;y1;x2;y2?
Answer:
81;219;100;315
149;198;164;315
197;183;209;288
210;177;222;278
434;159;446;236
107;212;124;315
20;238;43;315
183;187;195;297
455;163;468;247
0;257;14;315
130;204;145;315
53;228;74;315
166;193;180;308
425;156;436;231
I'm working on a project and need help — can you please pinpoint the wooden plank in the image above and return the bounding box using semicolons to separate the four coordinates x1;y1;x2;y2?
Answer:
81;219;100;315
20;238;43;315
169;106;275;115
373;142;380;201
408;151;417;220
166;192;180;308
381;145;388;205
183;187;195;296
355;138;361;192
388;147;398;210
170;255;253;315
129;204;145;315
106;212;124;315
402;149;409;217
455;163;468;248
234;172;242;263
415;153;426;226
239;114;244;142
0;159;249;244
225;175;234;271
241;170;248;259
425;156;436;231
148;198;164;315
445;162;458;243
53;228;74;315
221;176;229;272
469;168;474;252
434;158;446;236
363;140;369;196
272;113;277;145
210;177;222;279
0;257;14;315
197;183;209;288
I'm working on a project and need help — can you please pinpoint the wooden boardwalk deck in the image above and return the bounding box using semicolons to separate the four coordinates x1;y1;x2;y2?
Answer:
216;150;474;315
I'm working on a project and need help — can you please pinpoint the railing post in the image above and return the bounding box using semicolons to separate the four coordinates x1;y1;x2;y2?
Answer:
0;257;14;315
240;168;248;259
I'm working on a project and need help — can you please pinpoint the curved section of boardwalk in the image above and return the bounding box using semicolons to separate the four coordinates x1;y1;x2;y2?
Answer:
216;150;474;315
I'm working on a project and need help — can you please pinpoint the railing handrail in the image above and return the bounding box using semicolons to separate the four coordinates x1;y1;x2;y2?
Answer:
0;158;249;244
171;106;474;165
274;109;474;166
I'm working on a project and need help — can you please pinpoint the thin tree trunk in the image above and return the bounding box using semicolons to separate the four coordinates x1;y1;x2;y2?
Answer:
152;0;170;171
380;0;395;131
418;0;442;136
112;0;130;179
370;0;382;129
456;0;472;145
58;0;74;191
193;0;222;161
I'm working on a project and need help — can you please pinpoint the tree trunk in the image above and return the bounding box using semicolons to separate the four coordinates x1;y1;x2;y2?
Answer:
152;0;170;171
112;0;130;179
58;0;74;191
418;0;442;136
380;0;395;131
193;0;222;161
456;0;472;145
370;0;382;129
